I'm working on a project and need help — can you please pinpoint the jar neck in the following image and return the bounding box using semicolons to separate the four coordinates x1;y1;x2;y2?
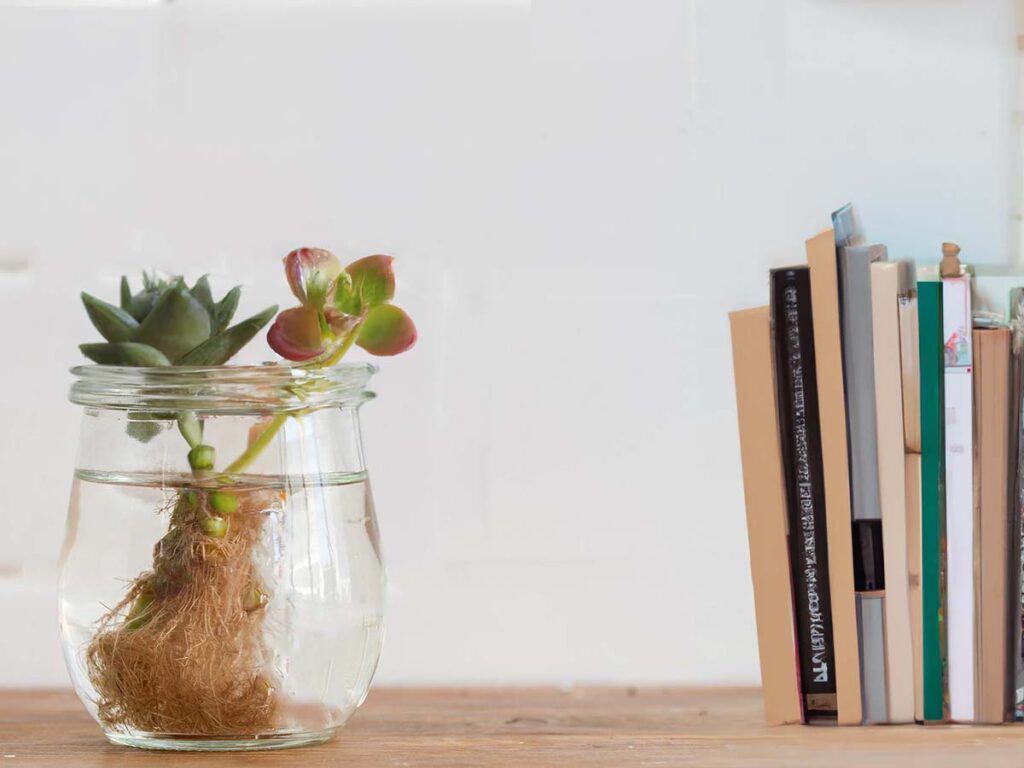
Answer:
69;362;376;415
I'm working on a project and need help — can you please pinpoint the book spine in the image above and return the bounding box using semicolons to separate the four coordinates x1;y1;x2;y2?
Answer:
807;229;862;725
871;261;915;723
729;306;803;726
918;279;946;722
900;296;922;454
770;268;837;719
973;328;1010;724
898;288;925;722
1010;290;1024;720
905;452;924;722
942;275;973;722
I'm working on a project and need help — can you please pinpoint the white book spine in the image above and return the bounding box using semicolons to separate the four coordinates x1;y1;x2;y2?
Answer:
943;275;974;722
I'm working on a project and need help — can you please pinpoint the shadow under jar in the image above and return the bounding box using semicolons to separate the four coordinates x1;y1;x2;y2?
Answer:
59;363;385;751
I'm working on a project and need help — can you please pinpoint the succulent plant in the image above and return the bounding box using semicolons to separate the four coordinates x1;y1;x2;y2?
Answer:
80;273;276;366
267;248;416;362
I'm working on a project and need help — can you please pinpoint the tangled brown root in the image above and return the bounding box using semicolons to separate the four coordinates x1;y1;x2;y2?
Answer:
86;486;284;736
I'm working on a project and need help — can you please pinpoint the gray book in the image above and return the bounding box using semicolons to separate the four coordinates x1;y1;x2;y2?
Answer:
837;242;888;523
858;593;889;724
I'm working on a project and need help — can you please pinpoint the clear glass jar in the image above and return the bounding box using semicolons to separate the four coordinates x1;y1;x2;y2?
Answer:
58;363;385;751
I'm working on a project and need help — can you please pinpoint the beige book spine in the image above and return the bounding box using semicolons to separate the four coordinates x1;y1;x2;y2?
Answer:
905;452;924;722
899;296;921;453
807;229;863;725
972;328;1011;724
729;306;802;726
871;261;915;723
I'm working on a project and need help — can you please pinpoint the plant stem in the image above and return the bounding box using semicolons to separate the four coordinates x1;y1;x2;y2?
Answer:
315;324;361;369
222;412;289;476
208;325;362;478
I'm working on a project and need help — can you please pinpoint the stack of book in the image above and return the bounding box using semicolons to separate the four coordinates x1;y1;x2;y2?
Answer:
730;204;1023;726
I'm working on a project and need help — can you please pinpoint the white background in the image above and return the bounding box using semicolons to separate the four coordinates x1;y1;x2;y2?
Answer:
0;0;1019;687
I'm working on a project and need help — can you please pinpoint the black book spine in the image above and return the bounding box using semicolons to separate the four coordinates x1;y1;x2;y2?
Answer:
770;267;838;719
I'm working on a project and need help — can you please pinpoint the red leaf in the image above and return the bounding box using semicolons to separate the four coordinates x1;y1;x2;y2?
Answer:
284;248;342;307
266;306;325;361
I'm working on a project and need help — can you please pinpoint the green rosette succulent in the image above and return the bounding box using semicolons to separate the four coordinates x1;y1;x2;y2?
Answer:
80;273;277;367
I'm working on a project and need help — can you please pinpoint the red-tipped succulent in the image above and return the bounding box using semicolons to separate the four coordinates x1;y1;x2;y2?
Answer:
268;248;417;363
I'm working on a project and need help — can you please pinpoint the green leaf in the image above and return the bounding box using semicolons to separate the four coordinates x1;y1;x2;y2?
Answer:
213;285;241;335
127;288;162;322
177;305;277;365
79;342;172;366
356;303;417;356
192;275;214;317
120;276;131;310
81;292;141;343
334;274;359;315
336;255;395;315
134;280;212;362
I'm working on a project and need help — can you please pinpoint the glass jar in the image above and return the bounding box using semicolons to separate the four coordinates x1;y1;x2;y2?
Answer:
58;363;385;751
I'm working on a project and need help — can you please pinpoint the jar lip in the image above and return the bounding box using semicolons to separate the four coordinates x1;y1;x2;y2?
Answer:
69;361;377;413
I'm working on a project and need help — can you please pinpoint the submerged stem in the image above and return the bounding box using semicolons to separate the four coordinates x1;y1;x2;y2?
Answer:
223;413;288;476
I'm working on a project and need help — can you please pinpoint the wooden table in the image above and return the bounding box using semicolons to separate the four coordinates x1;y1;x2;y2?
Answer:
6;687;1024;766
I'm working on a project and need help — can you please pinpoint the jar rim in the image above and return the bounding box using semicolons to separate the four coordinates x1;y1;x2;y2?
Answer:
69;362;377;414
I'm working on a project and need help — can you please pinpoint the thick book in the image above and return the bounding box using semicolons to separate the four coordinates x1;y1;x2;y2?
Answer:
1012;291;1024;720
918;278;946;723
729;306;803;726
870;261;915;723
835;240;889;725
973;327;1011;724
1010;290;1024;721
770;269;837;720
837;242;888;530
807;229;862;725
942;274;973;722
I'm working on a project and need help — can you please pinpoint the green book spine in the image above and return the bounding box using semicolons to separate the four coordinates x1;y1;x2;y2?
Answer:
918;280;945;722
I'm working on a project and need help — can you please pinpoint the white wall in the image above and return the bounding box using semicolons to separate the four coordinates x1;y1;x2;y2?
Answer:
0;0;1018;687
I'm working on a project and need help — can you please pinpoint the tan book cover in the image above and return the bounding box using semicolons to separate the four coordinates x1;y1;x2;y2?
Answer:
972;327;1011;723
729;306;802;726
870;261;915;722
899;295;921;453
807;229;863;725
905;452;924;722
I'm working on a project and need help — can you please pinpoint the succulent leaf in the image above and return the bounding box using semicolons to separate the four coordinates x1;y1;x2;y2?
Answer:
345;255;395;312
134;280;212;362
191;275;215;317
285;248;343;308
81;292;140;343
213;285;241;334
266;306;326;361
127;288;163;322
79;342;172;366
120;276;131;310
356;304;417;356
177;305;277;366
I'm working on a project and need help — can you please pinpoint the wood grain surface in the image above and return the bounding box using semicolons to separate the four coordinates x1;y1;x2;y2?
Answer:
6;687;1024;767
